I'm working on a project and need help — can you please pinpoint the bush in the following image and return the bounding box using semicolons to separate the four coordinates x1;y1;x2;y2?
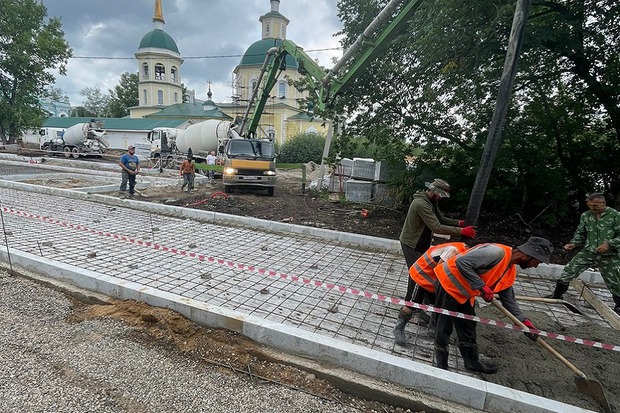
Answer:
277;133;326;163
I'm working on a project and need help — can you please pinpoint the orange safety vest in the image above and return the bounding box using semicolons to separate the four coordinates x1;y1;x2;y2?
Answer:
409;242;468;293
434;244;516;305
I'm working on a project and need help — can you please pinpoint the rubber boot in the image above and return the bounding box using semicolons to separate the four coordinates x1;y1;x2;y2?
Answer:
545;281;569;299
433;344;449;370
613;295;620;316
393;307;412;346
459;344;498;374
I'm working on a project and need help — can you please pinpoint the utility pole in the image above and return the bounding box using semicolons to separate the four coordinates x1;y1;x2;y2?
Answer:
465;0;531;225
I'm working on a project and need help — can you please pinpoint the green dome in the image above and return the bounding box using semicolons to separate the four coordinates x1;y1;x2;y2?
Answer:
239;38;298;68
139;29;179;53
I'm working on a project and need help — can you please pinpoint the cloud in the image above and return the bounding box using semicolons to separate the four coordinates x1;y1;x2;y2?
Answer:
41;0;343;107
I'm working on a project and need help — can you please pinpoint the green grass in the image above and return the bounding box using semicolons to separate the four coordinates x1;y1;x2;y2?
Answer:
194;164;222;171
276;163;302;170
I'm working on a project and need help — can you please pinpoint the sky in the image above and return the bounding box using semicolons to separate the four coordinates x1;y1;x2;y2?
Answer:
41;0;344;107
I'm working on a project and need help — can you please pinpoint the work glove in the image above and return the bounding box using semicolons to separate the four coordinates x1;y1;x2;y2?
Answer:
458;220;466;227
522;319;538;342
479;285;494;302
460;226;477;238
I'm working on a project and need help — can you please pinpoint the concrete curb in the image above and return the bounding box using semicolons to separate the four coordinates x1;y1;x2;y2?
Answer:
0;248;597;413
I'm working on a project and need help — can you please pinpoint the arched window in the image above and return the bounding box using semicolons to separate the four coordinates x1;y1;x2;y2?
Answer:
143;89;147;105
266;126;276;141
174;92;178;103
250;78;258;95
155;63;165;81
171;66;177;83
278;80;287;99
306;126;319;135
157;90;164;105
281;26;286;38
142;63;149;79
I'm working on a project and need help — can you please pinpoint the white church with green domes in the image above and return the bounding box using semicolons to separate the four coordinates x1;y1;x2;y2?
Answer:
129;0;329;145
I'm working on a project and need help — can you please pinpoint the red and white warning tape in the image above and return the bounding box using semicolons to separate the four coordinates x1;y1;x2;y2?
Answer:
3;206;620;352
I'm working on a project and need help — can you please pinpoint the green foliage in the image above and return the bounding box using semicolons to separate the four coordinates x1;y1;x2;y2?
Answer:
277;133;326;163
0;0;71;142
80;87;110;117
333;0;620;226
108;72;139;118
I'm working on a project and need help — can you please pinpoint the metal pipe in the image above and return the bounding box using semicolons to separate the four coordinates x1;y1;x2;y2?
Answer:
322;0;405;86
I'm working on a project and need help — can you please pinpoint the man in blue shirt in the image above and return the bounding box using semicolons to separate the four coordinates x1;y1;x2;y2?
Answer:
119;145;140;195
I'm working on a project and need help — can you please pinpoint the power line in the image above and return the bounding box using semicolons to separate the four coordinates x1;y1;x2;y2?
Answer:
71;47;342;60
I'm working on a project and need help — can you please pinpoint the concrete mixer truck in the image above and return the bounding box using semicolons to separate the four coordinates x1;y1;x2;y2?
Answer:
172;119;276;196
41;120;109;158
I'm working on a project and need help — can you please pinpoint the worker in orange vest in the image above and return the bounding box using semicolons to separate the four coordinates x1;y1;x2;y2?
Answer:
394;242;468;346
433;237;553;374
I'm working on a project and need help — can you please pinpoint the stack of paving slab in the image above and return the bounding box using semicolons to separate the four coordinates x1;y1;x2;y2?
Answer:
331;158;395;204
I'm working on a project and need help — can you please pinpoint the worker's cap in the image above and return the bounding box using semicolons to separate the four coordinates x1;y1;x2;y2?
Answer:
517;237;553;264
425;178;451;198
128;145;135;150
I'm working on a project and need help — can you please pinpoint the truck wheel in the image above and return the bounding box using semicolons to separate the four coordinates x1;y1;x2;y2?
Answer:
71;147;80;159
63;147;72;158
267;187;275;196
224;185;232;193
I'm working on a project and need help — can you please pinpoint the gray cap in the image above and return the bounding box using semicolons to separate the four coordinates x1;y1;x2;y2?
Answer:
517;237;553;264
425;178;451;198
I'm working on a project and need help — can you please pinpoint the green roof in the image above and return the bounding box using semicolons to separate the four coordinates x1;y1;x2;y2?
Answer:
139;29;179;53
144;103;232;120
239;38;298;68
43;117;186;130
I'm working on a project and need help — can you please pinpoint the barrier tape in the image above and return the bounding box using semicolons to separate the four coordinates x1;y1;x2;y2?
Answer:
3;206;619;352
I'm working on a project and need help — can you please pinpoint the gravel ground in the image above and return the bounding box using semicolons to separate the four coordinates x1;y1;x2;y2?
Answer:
0;270;368;413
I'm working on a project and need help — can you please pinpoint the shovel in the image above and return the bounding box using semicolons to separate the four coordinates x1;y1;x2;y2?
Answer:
513;295;586;316
491;299;611;413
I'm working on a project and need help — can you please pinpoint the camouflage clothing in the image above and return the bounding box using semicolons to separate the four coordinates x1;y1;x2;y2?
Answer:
559;207;620;296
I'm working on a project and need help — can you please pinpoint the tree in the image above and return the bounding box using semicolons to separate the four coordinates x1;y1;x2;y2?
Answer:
108;72;139;118
42;86;69;103
80;87;110;118
333;0;620;223
0;0;71;143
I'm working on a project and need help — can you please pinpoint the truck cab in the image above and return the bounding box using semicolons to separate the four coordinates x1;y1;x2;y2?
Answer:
222;138;276;196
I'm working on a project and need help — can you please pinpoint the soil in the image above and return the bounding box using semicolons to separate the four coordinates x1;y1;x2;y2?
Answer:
67;297;418;413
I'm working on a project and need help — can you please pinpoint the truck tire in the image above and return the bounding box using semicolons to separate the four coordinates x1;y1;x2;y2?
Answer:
267;187;274;196
71;147;80;159
63;147;72;158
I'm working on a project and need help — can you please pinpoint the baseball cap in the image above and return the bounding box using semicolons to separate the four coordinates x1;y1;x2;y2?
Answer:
128;145;135;149
517;237;553;264
425;178;451;198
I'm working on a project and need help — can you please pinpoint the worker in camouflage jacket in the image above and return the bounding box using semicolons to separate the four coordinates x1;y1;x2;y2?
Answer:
547;193;620;315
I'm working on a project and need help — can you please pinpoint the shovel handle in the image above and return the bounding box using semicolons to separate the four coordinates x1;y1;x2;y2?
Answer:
490;299;587;378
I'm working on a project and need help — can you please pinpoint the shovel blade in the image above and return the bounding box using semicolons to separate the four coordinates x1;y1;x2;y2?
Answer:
575;376;611;413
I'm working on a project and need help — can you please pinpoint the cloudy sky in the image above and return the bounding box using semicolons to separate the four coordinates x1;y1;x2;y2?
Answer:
41;0;344;107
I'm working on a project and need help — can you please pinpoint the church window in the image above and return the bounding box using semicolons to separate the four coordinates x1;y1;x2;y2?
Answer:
155;63;165;81
250;78;258;95
266;126;276;141
306;126;319;135
142;63;149;79
282;26;286;38
265;23;270;37
174;92;178;103
278;80;287;99
171;66;177;83
143;89;147;104
157;90;164;105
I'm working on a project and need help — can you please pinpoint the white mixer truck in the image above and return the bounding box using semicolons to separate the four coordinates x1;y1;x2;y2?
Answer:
164;119;276;196
41;120;109;158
